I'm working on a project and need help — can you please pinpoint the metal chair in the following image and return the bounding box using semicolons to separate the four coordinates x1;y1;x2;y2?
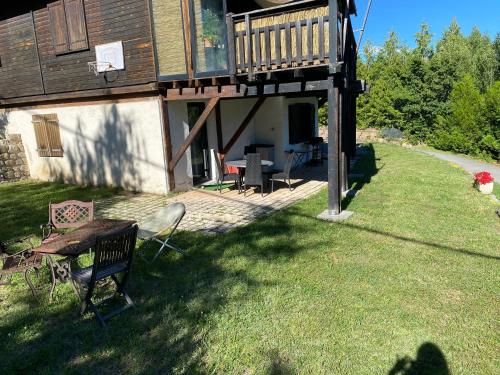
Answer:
138;203;186;263
41;200;94;243
71;225;138;327
271;151;294;192
244;153;264;197
212;149;240;193
0;236;44;297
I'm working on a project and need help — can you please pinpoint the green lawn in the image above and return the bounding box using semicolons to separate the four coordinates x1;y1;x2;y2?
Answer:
0;143;498;374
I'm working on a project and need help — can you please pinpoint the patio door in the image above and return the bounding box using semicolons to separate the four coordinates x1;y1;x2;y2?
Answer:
187;102;210;184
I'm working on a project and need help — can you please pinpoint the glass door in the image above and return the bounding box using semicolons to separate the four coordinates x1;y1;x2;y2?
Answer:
187;102;210;184
192;0;228;77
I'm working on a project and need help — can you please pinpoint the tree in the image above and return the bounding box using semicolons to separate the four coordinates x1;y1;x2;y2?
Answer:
468;27;497;92
430;75;486;155
431;19;472;105
481;81;500;159
493;33;500;80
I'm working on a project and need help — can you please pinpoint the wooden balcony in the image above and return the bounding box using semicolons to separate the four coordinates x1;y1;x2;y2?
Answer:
226;1;333;81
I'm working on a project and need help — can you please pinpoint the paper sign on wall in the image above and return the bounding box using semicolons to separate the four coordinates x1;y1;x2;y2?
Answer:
95;41;124;72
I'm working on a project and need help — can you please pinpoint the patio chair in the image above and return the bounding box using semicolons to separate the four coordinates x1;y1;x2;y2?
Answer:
244;153;264;197
271;151;294;192
71;224;138;327
0;236;44;297
212;149;240;193
41;200;94;243
138;203;186;263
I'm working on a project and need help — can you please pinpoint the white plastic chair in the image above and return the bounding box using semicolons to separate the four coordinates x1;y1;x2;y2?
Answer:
138;203;186;262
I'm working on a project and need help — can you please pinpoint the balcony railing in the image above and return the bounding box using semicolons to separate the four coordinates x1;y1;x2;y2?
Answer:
227;1;332;80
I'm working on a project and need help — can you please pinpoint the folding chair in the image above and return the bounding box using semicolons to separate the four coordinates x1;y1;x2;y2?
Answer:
138;203;186;263
71;225;138;327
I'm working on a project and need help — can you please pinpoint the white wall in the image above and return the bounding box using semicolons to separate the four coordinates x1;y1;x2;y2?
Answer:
165;95;318;188
5;97;168;194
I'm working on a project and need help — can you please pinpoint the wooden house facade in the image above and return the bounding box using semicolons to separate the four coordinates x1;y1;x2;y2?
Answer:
1;0;363;218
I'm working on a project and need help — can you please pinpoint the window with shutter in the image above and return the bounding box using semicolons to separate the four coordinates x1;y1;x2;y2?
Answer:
32;114;64;158
48;0;88;54
48;2;69;54
64;0;88;51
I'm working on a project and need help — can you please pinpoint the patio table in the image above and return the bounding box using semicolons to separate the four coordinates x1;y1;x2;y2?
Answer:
226;159;274;169
32;218;136;301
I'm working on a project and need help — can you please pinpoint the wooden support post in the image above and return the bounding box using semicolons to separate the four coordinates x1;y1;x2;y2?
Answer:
226;13;237;81
169;97;219;171
245;14;254;81
222;97;266;156
160;97;175;192
328;76;341;215
329;0;338;73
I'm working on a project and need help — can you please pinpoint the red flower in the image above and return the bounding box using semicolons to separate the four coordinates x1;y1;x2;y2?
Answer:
474;171;494;185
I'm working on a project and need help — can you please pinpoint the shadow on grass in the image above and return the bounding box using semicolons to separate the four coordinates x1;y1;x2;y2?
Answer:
388;342;450;375
343;144;383;209
0;205;321;373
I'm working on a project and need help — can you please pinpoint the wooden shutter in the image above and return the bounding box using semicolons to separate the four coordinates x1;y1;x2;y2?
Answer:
64;0;88;51
48;1;69;54
32;114;64;158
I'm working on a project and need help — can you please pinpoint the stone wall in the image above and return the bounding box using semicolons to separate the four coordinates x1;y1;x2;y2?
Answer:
317;127;381;143
0;134;30;182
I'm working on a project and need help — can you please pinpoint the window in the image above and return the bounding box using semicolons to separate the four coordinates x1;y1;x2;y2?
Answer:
32;114;64;157
288;104;316;144
48;0;88;54
192;0;228;75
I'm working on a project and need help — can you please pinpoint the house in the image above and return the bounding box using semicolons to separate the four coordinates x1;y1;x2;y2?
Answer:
0;0;362;219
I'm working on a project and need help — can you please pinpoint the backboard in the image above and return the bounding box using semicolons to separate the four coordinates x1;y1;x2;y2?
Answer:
95;41;124;73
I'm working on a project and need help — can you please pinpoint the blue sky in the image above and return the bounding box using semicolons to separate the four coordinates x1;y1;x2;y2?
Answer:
351;0;500;51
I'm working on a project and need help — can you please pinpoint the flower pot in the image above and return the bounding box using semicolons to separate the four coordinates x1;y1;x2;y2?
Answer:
477;182;494;194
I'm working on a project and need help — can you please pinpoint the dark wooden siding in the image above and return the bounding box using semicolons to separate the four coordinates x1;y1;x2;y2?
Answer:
35;0;156;95
0;0;156;100
0;13;44;98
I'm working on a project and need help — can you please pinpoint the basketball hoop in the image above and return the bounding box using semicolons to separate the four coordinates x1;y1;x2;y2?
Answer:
87;61;115;76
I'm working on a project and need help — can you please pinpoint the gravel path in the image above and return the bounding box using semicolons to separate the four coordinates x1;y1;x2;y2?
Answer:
417;149;500;182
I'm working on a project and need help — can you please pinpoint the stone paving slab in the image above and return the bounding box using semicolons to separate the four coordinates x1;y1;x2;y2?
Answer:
96;164;328;234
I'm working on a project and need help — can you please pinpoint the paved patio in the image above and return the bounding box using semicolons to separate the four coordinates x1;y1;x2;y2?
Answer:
95;163;328;234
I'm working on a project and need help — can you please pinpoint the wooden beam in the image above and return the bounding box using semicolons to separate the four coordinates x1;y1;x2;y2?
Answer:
245;14;254;81
160;98;175;191
327;76;341;215
1;83;158;108
226;13;237;79
169;97;219;171
164;80;331;100
329;0;338;73
221;97;266;155
181;0;194;79
215;100;224;152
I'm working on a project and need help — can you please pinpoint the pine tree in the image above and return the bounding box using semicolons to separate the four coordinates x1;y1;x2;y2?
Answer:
430;75;486;155
468;27;497;92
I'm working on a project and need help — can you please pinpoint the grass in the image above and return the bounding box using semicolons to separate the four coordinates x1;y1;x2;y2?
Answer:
0;143;498;374
493;182;500;199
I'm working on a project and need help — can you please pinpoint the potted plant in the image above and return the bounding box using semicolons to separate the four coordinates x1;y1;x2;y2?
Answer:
474;171;494;194
201;8;221;48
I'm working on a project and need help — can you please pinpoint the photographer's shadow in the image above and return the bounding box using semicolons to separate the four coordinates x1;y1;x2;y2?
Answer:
388;342;450;375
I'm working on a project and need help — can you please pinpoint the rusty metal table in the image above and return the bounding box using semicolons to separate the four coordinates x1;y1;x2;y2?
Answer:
32;219;136;301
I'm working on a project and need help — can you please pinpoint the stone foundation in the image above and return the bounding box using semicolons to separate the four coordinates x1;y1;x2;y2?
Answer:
0;134;30;182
